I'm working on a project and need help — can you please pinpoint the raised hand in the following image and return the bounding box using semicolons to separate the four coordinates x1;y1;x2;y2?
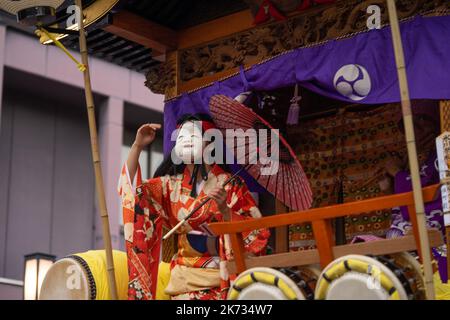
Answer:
134;123;161;149
127;123;161;183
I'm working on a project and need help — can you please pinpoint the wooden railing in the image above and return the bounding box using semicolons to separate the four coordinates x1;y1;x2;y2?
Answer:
207;184;443;274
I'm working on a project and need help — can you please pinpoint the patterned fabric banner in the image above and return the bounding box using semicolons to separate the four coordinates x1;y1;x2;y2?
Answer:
287;102;438;249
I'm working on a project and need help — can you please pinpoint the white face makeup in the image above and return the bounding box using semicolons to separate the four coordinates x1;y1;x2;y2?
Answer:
173;121;204;164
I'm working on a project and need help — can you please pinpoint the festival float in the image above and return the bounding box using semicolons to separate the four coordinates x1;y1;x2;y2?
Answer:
2;0;450;300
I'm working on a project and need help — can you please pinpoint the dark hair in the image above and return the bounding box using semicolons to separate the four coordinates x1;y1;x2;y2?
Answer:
152;113;229;178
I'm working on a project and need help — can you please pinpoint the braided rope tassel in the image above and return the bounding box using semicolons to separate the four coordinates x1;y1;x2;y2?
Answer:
287;84;301;125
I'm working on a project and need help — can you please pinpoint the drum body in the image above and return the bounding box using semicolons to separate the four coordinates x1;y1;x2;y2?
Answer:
39;250;128;300
315;253;425;300
227;265;320;300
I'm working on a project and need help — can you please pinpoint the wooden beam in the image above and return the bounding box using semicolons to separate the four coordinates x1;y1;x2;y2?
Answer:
230;233;247;274
103;10;177;59
166;50;179;98
177;9;255;49
104;4;336;55
173;3;340;96
274;200;289;253
177;3;336;50
312;220;335;268
177;67;240;95
208;184;440;235
226;230;443;274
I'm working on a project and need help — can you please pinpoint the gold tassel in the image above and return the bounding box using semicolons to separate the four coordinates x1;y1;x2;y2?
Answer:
38;28;86;72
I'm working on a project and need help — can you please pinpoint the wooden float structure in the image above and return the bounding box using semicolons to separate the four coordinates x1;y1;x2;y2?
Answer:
208;184;443;275
13;0;448;299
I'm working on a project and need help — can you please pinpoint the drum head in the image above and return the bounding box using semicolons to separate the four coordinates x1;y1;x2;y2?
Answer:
315;254;408;300
39;258;90;300
326;272;390;300
228;267;306;300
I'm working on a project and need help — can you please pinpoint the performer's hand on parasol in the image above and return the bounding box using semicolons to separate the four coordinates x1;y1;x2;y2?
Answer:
208;185;231;220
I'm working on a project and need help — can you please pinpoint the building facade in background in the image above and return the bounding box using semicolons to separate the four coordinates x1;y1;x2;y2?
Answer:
0;24;165;299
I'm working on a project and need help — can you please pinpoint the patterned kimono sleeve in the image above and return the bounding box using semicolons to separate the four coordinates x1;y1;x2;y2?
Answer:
226;179;270;255
117;163;168;300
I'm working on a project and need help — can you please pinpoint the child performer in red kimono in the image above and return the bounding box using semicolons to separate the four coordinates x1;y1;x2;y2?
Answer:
118;114;270;300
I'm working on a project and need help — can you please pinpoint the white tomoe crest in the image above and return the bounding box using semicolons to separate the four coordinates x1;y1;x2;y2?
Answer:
334;64;371;101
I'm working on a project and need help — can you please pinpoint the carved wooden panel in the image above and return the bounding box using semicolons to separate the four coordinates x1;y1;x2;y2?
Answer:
145;0;449;98
144;51;177;97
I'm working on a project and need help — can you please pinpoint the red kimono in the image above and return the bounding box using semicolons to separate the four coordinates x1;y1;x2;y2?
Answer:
118;163;270;300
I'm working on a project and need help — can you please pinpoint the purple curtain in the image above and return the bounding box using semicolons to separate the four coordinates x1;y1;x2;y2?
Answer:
163;15;450;154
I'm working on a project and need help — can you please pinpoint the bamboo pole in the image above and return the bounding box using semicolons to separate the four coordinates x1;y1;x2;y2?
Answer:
75;0;118;299
386;0;435;299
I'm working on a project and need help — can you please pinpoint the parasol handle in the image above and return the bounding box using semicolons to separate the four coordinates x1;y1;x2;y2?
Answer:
162;166;245;240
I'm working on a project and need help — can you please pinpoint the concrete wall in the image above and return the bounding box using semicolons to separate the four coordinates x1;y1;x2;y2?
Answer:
0;83;97;280
3;28;164;112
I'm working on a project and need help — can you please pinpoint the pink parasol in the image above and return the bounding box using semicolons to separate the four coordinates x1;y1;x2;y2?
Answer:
209;94;313;211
